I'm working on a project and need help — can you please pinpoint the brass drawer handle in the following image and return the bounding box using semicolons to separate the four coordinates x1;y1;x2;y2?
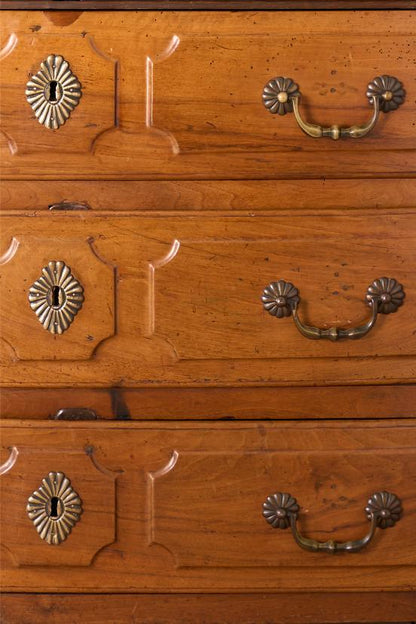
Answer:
263;491;402;554
262;75;405;140
261;277;405;341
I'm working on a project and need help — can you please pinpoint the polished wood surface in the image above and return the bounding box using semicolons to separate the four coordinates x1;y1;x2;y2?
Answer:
2;385;416;419
1;211;415;387
2;592;416;624
0;234;115;362
3;179;416;212
1;4;415;617
1;11;415;179
1;445;117;567
1;419;415;592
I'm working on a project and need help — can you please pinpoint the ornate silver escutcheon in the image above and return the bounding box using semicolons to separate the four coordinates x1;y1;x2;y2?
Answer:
28;260;84;334
27;472;83;545
25;55;82;130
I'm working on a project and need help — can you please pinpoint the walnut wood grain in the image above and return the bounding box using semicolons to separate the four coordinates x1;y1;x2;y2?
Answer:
1;419;415;592
1;592;416;624
1;11;415;179
2;179;416;212
2;385;416;419
1;211;415;387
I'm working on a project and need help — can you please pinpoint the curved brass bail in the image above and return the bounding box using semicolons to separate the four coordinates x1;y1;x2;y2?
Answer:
291;94;380;140
261;277;405;342
291;297;379;341
262;75;405;140
263;491;403;554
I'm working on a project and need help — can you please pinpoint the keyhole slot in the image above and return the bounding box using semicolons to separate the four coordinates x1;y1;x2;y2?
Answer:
45;80;63;104
46;495;64;520
47;285;66;310
50;496;60;518
48;80;58;102
52;286;60;308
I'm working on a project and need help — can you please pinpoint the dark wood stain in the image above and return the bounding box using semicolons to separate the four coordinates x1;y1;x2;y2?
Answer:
109;387;131;419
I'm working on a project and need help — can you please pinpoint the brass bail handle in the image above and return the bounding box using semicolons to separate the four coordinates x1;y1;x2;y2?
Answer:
263;491;402;554
262;75;405;140
261;277;405;342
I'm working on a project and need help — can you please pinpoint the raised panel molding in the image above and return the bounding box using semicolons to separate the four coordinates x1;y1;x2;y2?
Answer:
147;450;179;564
0;234;116;361
149;215;416;363
0;445;118;567
148;446;416;570
147;239;181;338
0;31;118;156
146;35;181;154
151;29;416;155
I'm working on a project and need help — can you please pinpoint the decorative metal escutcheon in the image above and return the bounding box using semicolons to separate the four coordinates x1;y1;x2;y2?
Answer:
27;472;83;545
26;54;82;130
262;75;405;140
263;491;402;554
28;260;84;334
261;277;405;341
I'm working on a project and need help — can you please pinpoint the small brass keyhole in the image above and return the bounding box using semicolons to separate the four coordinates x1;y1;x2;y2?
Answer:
49;81;58;102
50;496;59;518
45;80;62;103
52;286;60;307
47;285;66;310
46;495;63;520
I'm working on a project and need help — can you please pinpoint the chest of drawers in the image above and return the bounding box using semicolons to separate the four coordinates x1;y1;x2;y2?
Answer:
1;2;415;623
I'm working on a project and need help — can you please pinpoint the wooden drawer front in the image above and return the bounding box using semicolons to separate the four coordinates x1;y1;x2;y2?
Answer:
1;11;415;179
1;420;415;592
1;212;415;387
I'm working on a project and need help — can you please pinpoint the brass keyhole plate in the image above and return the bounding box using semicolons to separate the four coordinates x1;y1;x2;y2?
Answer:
26;54;82;130
27;472;83;545
28;260;84;334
